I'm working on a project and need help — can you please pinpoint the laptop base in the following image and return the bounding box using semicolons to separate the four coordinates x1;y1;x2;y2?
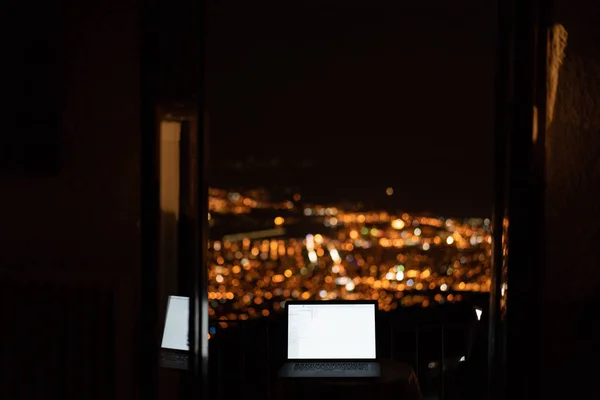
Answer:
279;362;381;378
159;350;189;370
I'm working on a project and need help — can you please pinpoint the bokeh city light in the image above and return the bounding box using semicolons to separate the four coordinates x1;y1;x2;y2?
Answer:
207;188;492;322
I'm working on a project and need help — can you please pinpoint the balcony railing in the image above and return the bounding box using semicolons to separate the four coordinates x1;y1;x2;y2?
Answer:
207;303;488;400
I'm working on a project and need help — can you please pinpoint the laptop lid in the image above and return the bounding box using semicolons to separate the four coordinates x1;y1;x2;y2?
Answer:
286;300;377;361
161;295;189;352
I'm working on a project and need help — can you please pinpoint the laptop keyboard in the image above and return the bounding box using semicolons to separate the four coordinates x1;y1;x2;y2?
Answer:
160;352;188;363
160;351;189;370
293;362;369;371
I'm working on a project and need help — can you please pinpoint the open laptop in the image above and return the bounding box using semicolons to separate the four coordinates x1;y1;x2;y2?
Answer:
159;295;189;370
279;300;381;378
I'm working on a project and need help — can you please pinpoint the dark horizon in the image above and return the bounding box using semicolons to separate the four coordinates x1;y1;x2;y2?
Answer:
206;0;497;217
208;164;492;218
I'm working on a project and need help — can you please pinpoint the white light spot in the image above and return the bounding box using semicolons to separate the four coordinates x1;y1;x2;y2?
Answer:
329;248;341;263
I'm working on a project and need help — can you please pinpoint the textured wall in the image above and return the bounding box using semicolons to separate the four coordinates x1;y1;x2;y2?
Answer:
0;1;141;272
0;0;141;398
546;2;600;301
543;0;600;395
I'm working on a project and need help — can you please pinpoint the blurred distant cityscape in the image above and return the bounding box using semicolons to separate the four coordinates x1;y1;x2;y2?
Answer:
207;187;498;322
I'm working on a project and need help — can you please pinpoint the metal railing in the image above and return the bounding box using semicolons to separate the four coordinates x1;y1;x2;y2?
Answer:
0;270;121;400
207;309;487;400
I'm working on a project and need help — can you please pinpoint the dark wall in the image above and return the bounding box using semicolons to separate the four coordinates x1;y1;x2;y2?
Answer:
1;1;141;269
543;0;600;396
1;0;62;173
0;0;142;398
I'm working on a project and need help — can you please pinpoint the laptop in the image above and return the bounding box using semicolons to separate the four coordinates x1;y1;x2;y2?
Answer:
159;295;189;370
279;300;381;378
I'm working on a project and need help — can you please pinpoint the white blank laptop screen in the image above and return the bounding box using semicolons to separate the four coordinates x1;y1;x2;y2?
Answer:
287;303;376;359
161;295;189;351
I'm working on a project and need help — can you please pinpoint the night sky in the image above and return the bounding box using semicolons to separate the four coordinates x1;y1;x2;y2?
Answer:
206;0;497;217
